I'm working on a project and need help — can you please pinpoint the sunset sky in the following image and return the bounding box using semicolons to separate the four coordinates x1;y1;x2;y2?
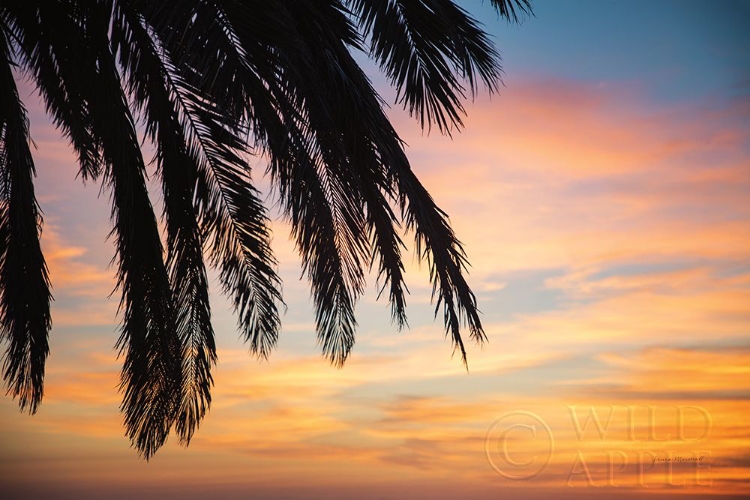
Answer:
1;1;749;499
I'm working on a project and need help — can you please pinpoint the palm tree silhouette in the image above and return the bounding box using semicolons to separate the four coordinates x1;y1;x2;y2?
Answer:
0;0;532;458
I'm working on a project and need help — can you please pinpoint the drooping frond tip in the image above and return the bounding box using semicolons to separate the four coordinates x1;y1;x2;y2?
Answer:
0;20;52;415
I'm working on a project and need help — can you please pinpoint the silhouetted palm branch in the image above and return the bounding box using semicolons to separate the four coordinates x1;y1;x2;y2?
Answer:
0;23;52;415
111;1;216;445
0;0;532;458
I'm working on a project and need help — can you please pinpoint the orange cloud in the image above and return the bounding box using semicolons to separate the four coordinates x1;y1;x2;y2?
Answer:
41;222;114;298
384;78;750;282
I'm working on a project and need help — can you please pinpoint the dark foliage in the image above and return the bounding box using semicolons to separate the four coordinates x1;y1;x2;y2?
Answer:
0;0;531;458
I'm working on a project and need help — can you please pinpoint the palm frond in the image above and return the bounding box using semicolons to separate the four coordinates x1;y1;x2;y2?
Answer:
220;0;374;365
68;1;181;459
136;0;284;360
1;2;102;180
112;0;216;445
273;1;484;362
349;0;502;133
488;0;533;22
0;24;52;414
263;0;411;330
160;0;364;364
270;132;364;366
192;137;282;359
396;166;485;365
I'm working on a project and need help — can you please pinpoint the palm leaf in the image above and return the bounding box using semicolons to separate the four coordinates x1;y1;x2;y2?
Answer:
0;23;52;414
222;0;372;365
1;2;102;180
112;0;216;445
136;0;284;360
350;0;502;133
290;1;485;362
65;1;181;459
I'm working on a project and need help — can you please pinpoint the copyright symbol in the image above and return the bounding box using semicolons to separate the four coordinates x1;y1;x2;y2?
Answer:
485;410;555;480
